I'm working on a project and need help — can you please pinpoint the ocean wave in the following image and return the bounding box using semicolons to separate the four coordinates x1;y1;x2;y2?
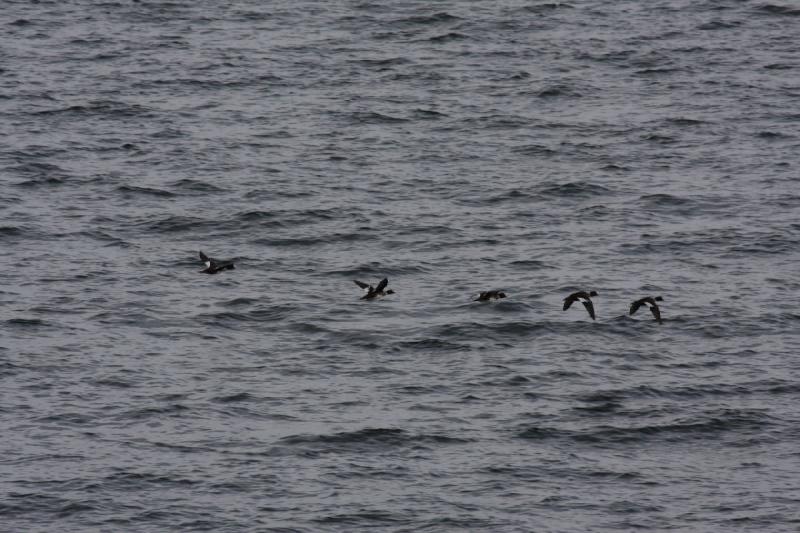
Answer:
517;409;773;445
390;338;471;352
5;318;53;329
325;263;431;277
117;185;175;197
169;178;226;193
0;225;42;243
460;114;532;129
512;144;558;156
132;215;222;234
102;471;200;489
278;427;471;455
412;108;447;119
211;392;254;403
538;181;613;198
392;12;461;26
697;20;742;31
8;162;70;186
31;100;155;118
756;130;793;139
349;57;411;68
755;4;800;17
426;32;468;43
312;510;405;527
509;259;551;269
664;117;707;126
577;379;800;403
119;404;190;420
638;193;692;206
219;297;260;307
518;3;575;13
345;111;409;124
577;411;774;444
251;232;375;247
537;84;582;98
429;320;554;341
194;306;295;327
0;492;96;519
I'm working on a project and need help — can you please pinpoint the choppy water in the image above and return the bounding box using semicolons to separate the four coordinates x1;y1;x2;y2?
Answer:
2;1;800;531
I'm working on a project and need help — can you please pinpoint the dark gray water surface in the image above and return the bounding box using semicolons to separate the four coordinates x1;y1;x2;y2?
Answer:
2;1;800;531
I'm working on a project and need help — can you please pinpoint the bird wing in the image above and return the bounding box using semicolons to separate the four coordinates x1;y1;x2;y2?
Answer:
630;299;643;316
353;280;370;290
563;296;574;311
199;251;210;262
650;304;662;324
582;300;596;320
375;278;389;293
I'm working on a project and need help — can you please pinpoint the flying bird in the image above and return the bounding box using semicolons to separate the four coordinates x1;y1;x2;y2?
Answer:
630;296;664;324
563;290;598;320
354;278;394;300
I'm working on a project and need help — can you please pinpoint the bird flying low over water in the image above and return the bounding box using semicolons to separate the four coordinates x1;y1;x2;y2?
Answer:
563;290;598;320
199;251;236;274
630;296;664;324
354;278;394;300
474;290;507;301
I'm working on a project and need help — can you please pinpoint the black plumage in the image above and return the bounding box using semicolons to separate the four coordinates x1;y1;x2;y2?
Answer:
563;290;598;320
630;296;664;324
474;290;507;301
198;251;236;274
354;278;394;300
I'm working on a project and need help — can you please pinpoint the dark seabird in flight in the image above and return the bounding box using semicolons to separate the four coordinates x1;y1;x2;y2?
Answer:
630;296;663;324
563;290;598;320
354;278;394;300
199;251;236;274
474;290;507;301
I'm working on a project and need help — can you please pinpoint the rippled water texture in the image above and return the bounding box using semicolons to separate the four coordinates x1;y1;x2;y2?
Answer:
2;0;800;531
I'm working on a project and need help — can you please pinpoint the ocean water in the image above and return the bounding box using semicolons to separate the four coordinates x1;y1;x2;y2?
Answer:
2;0;800;531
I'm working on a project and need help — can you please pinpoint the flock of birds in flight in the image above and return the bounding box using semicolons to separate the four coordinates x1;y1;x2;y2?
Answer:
198;251;665;324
